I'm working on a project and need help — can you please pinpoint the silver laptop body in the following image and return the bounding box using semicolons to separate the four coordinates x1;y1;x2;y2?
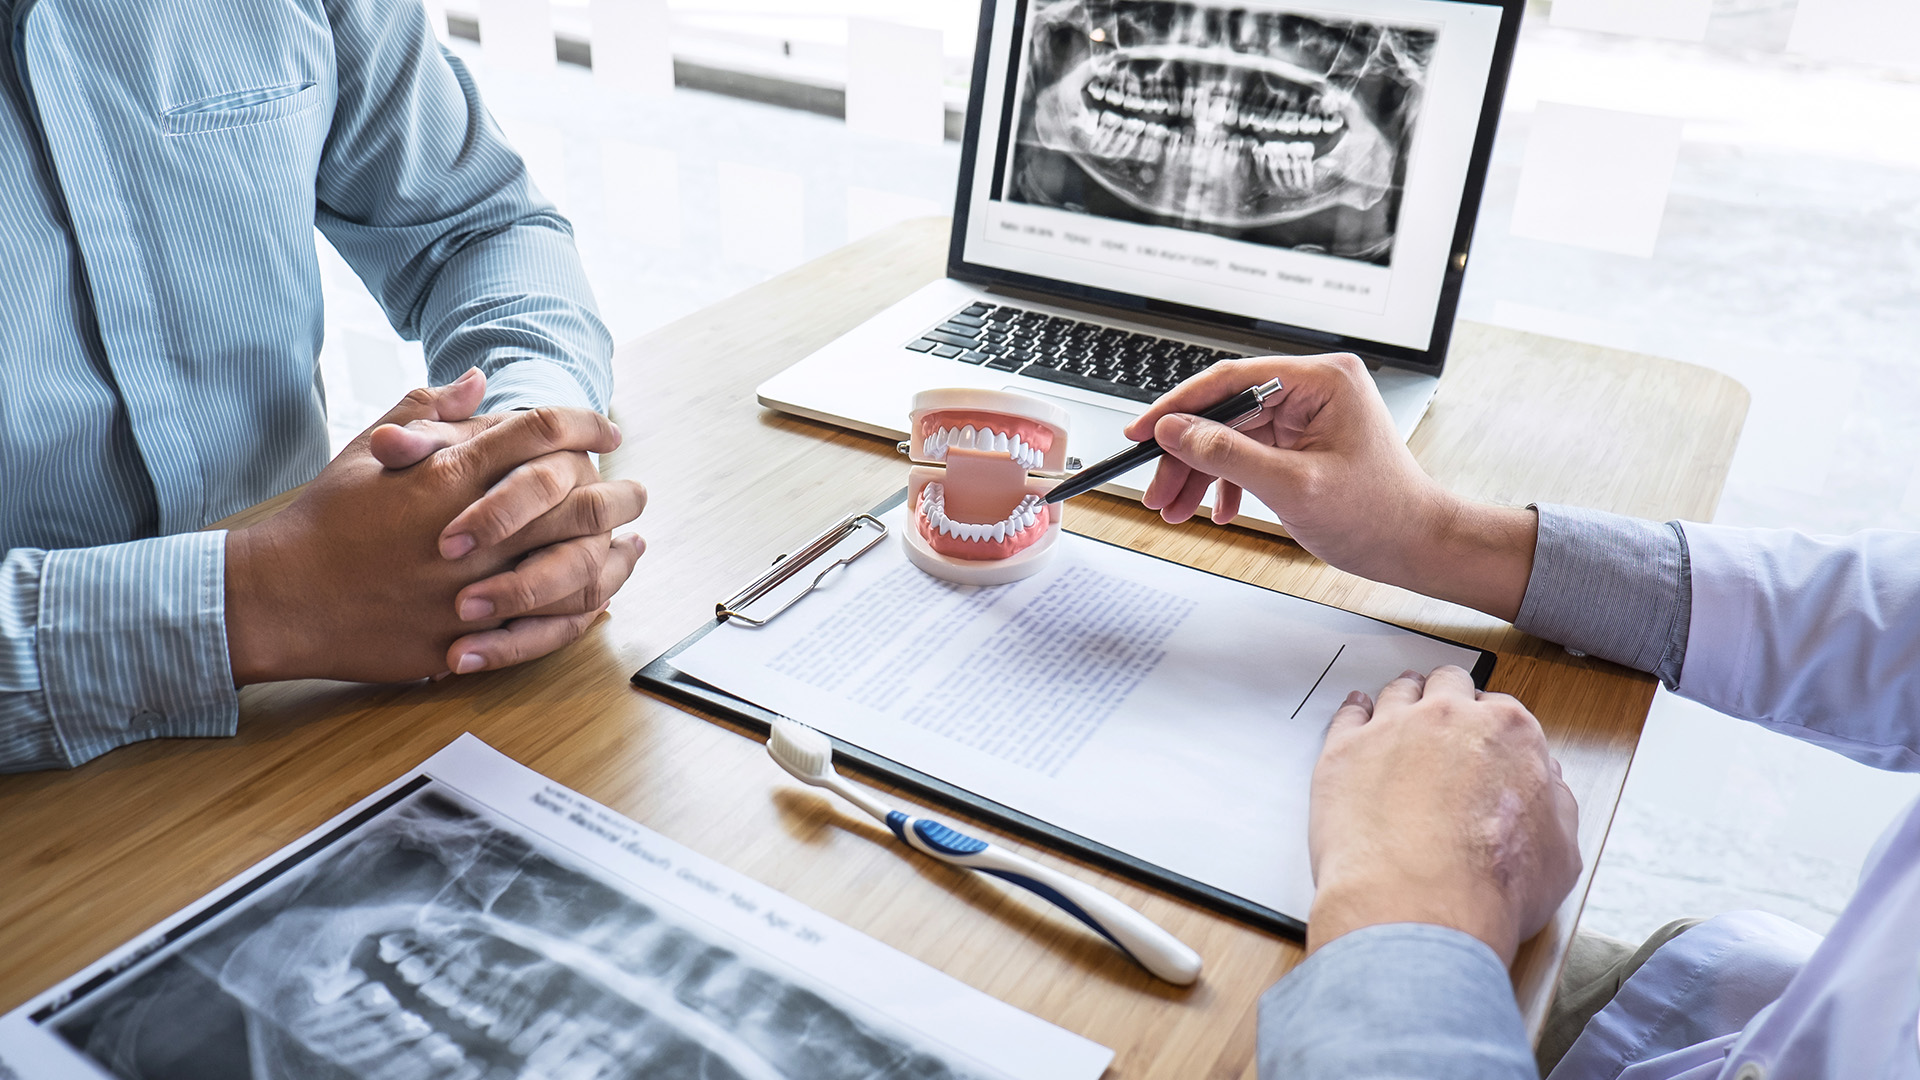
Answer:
760;0;1524;534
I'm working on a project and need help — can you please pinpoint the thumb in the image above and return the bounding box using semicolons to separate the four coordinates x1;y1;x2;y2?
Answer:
1155;412;1297;491
368;368;488;468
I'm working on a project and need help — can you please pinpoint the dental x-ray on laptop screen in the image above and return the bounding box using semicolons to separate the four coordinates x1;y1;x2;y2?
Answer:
756;0;1520;533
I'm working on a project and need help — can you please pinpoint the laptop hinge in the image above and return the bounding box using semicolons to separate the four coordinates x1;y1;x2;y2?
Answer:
976;282;1385;368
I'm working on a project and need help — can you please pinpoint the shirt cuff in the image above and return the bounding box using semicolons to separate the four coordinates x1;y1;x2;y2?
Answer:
1515;504;1693;687
36;531;239;765
1258;924;1536;1079
477;355;602;415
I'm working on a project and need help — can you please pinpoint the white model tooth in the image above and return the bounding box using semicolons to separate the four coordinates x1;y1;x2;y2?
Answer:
996;431;1011;453
959;425;976;449
992;522;1006;542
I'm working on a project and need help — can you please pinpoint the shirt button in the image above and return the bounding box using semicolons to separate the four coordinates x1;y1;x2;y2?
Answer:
1733;1063;1766;1080
130;709;163;732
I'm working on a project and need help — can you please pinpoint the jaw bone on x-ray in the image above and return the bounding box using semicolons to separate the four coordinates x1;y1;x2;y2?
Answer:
1010;0;1437;264
52;789;988;1080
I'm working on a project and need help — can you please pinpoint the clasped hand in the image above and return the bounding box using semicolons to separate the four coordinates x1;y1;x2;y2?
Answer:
225;368;647;684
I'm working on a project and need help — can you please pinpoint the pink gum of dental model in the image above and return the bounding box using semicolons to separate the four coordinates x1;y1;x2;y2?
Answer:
903;388;1071;586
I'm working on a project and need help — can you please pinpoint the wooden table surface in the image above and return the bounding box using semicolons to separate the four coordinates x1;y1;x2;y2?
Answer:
0;217;1749;1077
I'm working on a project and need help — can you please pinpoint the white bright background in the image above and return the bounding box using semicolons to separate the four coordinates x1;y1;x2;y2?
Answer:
316;0;1920;943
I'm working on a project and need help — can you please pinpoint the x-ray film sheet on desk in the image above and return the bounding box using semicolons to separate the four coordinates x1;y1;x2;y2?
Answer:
667;505;1490;925
0;734;1112;1080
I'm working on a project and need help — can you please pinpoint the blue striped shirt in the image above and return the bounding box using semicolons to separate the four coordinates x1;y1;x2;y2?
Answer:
0;0;611;771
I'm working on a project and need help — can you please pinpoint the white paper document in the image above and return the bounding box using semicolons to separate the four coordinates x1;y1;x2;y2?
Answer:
670;506;1487;922
0;735;1111;1080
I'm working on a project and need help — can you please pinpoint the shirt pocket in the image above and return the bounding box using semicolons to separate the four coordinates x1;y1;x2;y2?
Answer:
160;81;322;136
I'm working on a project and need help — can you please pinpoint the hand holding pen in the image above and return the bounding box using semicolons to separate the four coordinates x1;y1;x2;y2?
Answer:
1119;354;1394;528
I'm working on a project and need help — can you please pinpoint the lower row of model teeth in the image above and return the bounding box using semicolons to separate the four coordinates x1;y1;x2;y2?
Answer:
921;426;1044;469
920;484;1044;542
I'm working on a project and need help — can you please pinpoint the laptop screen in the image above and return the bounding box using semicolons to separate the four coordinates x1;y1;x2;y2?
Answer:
952;0;1515;365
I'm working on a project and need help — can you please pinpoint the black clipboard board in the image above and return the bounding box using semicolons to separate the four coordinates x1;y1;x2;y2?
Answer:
633;490;1497;942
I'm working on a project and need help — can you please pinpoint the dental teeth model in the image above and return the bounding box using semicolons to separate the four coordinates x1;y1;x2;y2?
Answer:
904;388;1071;586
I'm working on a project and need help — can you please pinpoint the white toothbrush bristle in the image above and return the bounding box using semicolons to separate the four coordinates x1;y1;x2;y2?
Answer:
768;717;835;780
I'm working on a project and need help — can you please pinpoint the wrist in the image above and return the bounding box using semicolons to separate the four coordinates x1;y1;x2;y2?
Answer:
1397;495;1537;623
1307;869;1519;964
224;524;305;685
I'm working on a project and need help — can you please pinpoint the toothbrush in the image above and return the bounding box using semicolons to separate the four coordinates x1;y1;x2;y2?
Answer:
766;717;1203;986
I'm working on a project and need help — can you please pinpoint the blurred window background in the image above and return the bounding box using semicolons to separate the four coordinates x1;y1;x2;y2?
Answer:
317;0;1920;942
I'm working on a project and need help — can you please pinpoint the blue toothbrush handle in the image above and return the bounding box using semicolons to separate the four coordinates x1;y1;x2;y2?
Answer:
887;811;1202;986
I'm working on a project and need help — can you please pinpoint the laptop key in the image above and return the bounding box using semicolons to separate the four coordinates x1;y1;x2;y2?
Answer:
930;344;964;358
906;339;938;352
962;303;994;317
925;330;980;349
946;313;987;328
1022;366;1159;403
984;355;1025;372
958;350;992;364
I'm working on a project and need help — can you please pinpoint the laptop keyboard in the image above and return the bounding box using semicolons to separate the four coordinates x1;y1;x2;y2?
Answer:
903;302;1246;404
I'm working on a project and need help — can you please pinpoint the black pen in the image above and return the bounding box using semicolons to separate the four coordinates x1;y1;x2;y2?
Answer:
1043;378;1285;504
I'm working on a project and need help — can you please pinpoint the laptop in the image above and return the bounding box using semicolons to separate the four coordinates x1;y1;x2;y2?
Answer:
760;0;1524;533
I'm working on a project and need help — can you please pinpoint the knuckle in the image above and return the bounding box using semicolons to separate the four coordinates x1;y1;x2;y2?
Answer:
401;385;438;409
577;485;617;531
532;458;573;503
522;406;570;448
1329;352;1367;377
504;574;543;614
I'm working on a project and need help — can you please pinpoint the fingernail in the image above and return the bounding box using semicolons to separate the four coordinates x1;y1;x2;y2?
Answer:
455;653;485;674
1400;669;1422;680
459;597;494;621
431;670;452;682
1344;690;1365;706
609;422;623;448
456;367;482;385
441;533;475;559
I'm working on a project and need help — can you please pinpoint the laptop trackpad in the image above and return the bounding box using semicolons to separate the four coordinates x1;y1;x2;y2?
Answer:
1008;388;1158;489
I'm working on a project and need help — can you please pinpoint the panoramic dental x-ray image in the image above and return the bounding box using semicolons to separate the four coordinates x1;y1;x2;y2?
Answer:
52;789;986;1080
1009;0;1436;265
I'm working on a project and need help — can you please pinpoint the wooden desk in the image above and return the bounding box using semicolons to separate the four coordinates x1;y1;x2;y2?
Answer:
0;218;1747;1077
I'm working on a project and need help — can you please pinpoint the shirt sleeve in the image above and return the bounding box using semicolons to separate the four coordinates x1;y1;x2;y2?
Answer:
312;0;612;416
0;533;239;772
1258;924;1537;1079
1514;503;1692;687
1673;523;1920;771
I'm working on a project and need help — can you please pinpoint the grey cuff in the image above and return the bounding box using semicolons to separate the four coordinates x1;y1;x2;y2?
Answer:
1516;504;1692;687
1258;924;1536;1079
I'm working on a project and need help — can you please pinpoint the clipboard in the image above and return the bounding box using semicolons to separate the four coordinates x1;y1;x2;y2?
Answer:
633;490;1495;941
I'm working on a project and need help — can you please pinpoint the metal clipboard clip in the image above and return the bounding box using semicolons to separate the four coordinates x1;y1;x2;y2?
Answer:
716;512;889;626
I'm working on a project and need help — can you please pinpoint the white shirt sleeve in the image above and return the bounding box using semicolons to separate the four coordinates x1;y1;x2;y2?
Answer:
1676;523;1920;772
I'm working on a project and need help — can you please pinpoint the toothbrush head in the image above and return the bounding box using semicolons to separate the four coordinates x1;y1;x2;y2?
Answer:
767;717;836;785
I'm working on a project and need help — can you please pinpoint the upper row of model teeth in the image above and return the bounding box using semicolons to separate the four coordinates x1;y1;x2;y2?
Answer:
920;484;1045;542
922;426;1045;469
